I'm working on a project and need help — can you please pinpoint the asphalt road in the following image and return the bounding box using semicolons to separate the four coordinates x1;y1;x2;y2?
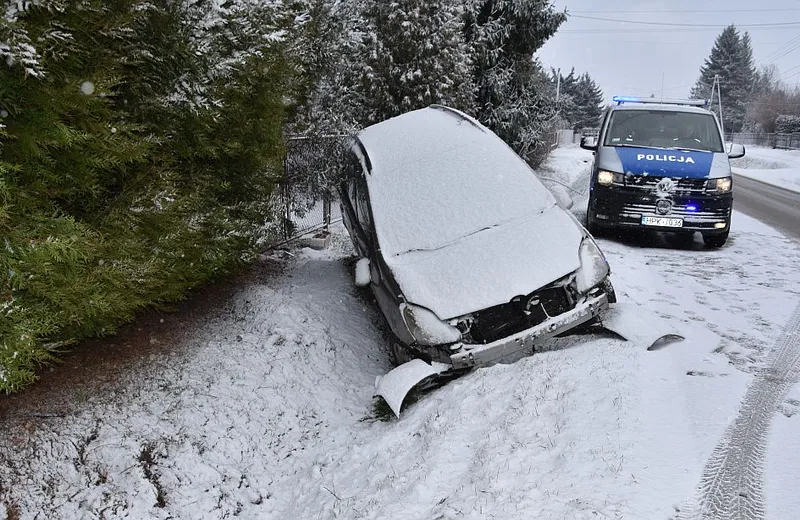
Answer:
733;173;800;241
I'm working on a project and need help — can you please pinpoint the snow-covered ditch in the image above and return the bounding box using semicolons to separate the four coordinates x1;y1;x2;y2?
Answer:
731;146;800;193
2;147;800;519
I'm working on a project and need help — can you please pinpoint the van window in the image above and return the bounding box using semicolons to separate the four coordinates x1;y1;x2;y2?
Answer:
603;110;724;153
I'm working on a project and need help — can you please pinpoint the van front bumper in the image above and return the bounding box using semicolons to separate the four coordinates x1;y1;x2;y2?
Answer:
589;185;732;232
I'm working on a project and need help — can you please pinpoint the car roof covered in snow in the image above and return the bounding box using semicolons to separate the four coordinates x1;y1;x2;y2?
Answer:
356;106;557;259
610;103;714;116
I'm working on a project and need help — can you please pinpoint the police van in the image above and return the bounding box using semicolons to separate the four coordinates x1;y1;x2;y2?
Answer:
581;96;745;247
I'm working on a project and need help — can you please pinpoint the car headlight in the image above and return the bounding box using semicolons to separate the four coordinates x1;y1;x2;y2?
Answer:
597;170;624;186
401;303;462;346
706;176;732;193
575;237;611;294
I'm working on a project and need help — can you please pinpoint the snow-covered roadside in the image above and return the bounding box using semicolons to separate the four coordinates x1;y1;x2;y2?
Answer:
0;233;394;519
730;146;800;193
1;147;799;519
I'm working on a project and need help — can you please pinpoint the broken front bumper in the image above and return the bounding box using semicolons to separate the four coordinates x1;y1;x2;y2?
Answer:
449;293;610;370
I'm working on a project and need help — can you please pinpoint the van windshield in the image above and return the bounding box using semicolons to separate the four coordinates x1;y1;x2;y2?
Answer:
603;110;724;153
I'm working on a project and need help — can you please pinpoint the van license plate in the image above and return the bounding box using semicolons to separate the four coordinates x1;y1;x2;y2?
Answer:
641;216;683;227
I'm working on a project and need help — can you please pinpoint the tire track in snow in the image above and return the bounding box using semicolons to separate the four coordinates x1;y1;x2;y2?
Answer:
678;302;800;520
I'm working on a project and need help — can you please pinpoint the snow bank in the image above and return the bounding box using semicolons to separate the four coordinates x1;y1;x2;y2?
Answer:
731;146;800;193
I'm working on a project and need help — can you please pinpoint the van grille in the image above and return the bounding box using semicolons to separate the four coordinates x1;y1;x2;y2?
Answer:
623;175;707;195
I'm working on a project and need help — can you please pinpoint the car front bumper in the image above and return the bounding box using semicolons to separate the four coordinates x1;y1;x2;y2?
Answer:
449;292;610;370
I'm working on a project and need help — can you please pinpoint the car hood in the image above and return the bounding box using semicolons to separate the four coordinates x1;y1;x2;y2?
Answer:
384;205;584;320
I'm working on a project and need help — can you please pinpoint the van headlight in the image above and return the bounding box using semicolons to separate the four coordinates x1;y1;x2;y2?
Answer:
597;170;623;186
706;177;732;193
401;303;462;346
575;237;611;294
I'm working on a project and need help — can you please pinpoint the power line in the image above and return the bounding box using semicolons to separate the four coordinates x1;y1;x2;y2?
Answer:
568;14;800;28
560;27;800;34
763;34;800;61
778;63;800;77
552;36;793;45
570;9;800;14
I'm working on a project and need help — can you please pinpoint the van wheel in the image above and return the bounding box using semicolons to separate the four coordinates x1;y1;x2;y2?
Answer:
586;212;603;237
703;231;729;248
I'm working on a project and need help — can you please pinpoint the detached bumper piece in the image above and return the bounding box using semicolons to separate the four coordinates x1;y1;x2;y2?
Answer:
374;359;452;418
450;292;610;370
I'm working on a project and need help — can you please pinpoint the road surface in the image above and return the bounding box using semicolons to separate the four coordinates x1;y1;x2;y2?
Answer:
733;174;800;241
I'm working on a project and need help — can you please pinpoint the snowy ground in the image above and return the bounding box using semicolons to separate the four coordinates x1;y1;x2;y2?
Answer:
2;146;800;519
730;146;800;193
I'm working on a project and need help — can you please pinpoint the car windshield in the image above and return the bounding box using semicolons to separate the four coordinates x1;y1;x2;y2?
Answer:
603;110;724;153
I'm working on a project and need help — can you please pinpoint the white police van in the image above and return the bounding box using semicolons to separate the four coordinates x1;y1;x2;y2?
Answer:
581;96;745;247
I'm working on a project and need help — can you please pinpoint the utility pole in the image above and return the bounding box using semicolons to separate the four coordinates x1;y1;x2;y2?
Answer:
713;74;725;142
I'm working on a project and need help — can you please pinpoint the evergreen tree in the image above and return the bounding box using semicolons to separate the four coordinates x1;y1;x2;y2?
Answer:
288;0;361;134
465;0;567;166
0;0;296;392
572;72;604;129
691;25;757;133
349;0;475;126
551;68;603;130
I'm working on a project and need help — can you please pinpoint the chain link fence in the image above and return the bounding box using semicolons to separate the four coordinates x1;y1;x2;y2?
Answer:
266;135;348;248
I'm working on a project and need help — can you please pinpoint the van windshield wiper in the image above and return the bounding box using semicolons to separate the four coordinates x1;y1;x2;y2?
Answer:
663;146;711;153
608;143;644;148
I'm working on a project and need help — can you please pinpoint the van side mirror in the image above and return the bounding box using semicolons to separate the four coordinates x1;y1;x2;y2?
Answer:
580;136;598;151
355;257;371;287
727;143;745;159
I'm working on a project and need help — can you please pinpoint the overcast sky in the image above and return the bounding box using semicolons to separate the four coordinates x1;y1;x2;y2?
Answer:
537;0;800;103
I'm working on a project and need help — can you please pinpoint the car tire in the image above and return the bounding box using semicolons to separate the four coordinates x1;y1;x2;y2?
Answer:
602;277;617;304
390;338;416;366
703;230;729;248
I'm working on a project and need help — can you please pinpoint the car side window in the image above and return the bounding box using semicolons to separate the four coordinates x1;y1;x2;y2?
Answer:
343;151;372;236
354;175;372;232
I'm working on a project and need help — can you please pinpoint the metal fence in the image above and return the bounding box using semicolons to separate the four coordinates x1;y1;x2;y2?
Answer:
727;133;800;150
267;135;347;247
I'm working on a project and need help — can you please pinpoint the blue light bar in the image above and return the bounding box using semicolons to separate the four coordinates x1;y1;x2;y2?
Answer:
686;205;698;212
613;96;709;107
612;96;642;103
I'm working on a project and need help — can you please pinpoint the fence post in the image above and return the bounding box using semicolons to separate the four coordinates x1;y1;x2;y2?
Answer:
283;147;292;240
323;190;331;232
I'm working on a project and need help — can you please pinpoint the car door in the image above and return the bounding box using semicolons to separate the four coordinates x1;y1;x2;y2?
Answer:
343;150;415;345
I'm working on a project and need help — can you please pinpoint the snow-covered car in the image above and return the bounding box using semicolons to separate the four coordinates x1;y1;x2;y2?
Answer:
339;105;618;414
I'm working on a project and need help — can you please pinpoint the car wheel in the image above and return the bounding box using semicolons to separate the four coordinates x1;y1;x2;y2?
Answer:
703;231;729;248
390;338;416;366
602;277;617;304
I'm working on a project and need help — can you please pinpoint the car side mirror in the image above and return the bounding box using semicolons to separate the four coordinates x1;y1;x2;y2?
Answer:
580;136;598;151
355;257;371;287
727;143;745;159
